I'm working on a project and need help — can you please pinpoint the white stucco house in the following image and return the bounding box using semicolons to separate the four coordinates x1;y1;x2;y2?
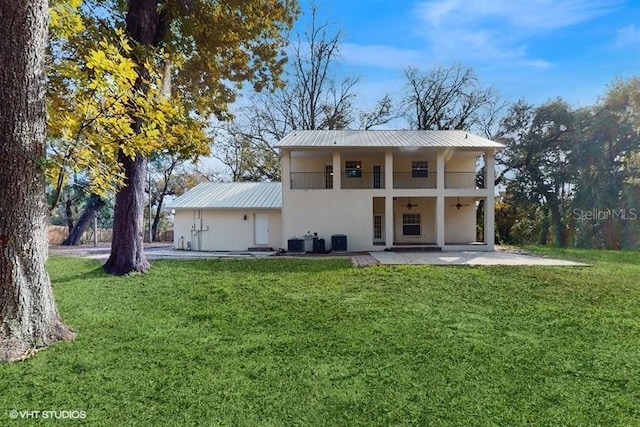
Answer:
168;129;504;252
169;182;282;251
279;130;503;251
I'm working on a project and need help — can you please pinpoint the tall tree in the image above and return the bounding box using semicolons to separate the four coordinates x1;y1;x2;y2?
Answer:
103;0;297;274
0;0;75;362
571;79;640;249
215;4;393;181
48;0;297;274
498;99;575;246
402;64;496;131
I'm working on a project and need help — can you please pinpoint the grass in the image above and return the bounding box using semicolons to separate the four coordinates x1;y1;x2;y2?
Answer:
1;251;640;426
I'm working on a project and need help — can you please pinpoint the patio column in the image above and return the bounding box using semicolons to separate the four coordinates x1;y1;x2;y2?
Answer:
332;150;341;190
385;196;394;247
384;150;393;190
484;150;496;249
436;195;445;247
436;151;445;189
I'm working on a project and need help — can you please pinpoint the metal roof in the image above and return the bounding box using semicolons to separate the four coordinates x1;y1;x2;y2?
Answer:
276;130;504;149
166;182;281;210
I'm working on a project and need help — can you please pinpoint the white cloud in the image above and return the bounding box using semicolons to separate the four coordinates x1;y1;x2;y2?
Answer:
411;0;620;65
616;24;640;47
417;0;618;30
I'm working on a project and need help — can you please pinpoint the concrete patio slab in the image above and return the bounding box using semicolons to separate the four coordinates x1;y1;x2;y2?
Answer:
369;249;588;266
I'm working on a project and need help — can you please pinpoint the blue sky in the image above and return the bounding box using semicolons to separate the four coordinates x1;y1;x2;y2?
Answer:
295;0;639;115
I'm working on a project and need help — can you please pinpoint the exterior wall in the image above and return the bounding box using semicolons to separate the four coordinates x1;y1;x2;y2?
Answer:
173;208;282;251
290;154;332;172
444;197;477;243
282;190;375;251
444;152;477;172
393;151;437;173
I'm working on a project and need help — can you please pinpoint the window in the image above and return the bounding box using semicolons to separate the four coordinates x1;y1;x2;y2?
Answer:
412;160;428;178
373;215;383;240
345;160;362;178
402;213;421;236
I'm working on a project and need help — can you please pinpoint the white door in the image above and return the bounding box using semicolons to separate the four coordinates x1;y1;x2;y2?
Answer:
254;213;269;245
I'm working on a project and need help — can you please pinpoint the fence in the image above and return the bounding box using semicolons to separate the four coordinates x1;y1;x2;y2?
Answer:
49;225;174;245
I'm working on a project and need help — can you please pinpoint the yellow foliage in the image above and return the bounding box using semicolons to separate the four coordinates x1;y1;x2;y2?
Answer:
48;11;210;198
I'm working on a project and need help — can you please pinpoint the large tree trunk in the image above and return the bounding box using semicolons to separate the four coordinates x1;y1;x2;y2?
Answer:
0;0;75;362
104;0;163;274
62;194;105;246
103;153;150;275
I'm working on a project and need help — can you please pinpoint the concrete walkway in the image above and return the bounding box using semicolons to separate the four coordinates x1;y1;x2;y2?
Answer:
369;248;588;266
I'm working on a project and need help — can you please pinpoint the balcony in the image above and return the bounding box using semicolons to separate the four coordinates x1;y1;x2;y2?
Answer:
445;172;483;189
341;172;385;189
290;171;485;190
393;172;436;189
290;172;332;189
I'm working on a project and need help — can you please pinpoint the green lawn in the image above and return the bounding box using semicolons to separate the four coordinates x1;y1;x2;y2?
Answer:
1;251;640;426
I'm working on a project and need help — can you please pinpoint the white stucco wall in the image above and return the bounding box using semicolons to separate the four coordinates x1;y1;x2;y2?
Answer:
173;208;282;251
444;197;477;243
282;190;375;251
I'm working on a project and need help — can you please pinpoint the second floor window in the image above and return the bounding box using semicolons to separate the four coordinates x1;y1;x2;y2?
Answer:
345;160;362;178
412;161;428;178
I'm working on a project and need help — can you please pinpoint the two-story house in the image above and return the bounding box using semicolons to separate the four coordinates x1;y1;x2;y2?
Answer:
277;129;504;252
168;129;503;252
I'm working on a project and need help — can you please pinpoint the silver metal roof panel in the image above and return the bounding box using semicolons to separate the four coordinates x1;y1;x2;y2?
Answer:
166;182;281;210
276;130;504;149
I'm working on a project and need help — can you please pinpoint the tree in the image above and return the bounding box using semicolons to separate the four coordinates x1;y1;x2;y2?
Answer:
62;193;106;246
103;0;297;274
215;4;394;181
500;99;575;246
402;64;497;131
358;94;396;130
571;79;640;249
48;0;297;274
0;0;75;362
147;155;205;241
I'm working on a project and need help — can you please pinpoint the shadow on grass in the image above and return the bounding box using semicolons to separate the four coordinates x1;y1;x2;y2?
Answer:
51;265;110;284
151;257;353;274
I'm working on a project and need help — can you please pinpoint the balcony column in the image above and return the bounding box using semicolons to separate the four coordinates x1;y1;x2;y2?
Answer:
484;150;496;249
282;149;291;190
332;150;341;190
384;150;393;190
385;196;394;248
436;195;445;247
436;151;445;190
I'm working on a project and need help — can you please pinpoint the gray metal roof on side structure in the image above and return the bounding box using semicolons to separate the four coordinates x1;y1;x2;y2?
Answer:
166;182;281;210
276;130;505;149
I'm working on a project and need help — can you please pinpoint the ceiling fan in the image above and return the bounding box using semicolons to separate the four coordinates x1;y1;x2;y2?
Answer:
450;197;469;210
406;197;418;210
